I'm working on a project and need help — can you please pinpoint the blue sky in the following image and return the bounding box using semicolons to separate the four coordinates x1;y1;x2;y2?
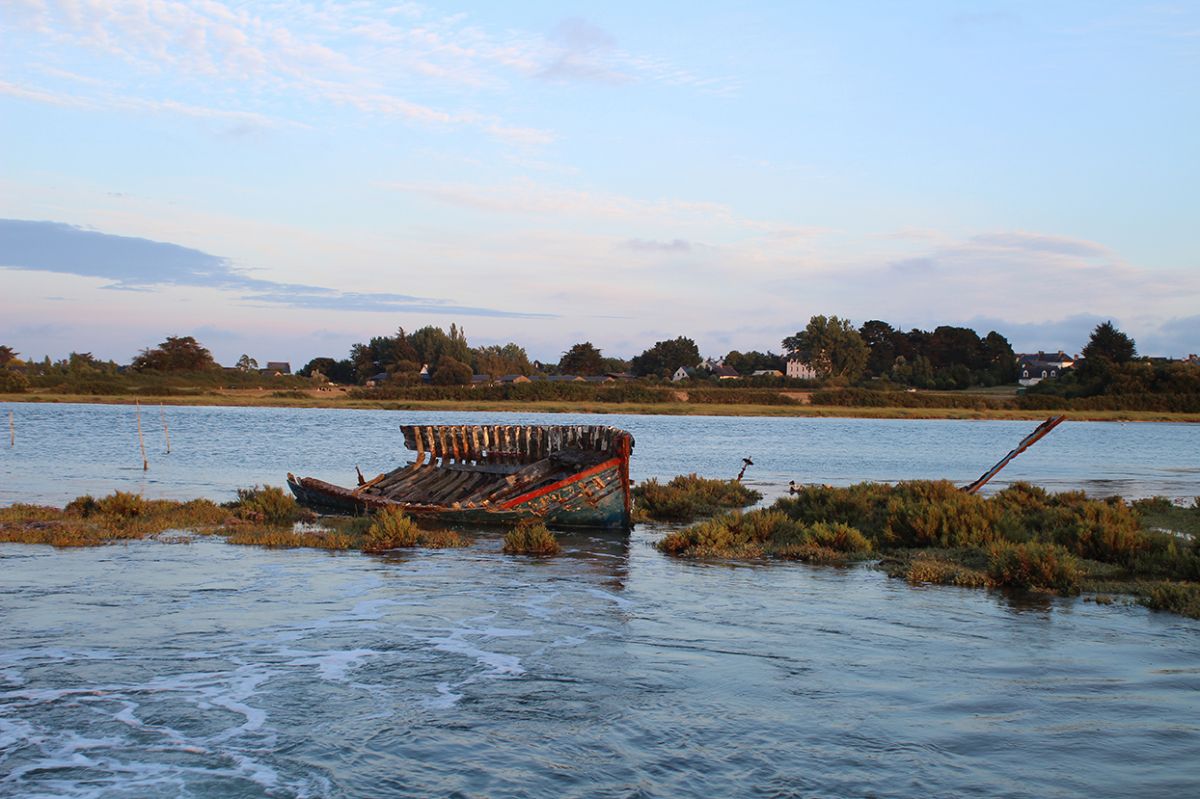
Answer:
1;0;1197;366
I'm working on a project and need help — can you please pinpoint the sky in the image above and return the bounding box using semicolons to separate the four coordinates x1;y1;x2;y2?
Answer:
1;0;1197;367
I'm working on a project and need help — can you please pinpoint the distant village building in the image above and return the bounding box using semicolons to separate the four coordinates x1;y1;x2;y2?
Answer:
671;366;695;382
752;369;784;378
260;361;291;376
548;374;585;382
471;374;493;386
709;363;741;380
1017;351;1075;386
499;374;530;385
786;358;819;380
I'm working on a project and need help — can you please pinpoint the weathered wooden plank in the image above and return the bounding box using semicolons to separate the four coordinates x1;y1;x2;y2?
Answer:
427;468;475;504
470;427;482;462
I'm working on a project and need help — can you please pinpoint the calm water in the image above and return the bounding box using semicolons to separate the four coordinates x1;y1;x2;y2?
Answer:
2;404;1199;798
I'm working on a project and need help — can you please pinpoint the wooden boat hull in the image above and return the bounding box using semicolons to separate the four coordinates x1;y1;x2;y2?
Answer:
288;424;634;529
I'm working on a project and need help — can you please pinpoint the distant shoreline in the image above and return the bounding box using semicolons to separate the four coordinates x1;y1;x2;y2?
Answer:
2;391;1198;423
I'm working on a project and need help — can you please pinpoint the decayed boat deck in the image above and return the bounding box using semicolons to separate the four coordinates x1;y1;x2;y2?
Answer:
289;424;635;521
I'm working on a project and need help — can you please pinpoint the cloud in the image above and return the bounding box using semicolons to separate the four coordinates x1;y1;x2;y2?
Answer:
622;238;693;253
0;219;551;318
1138;314;1200;357
968;231;1110;259
2;2;727;145
538;18;630;84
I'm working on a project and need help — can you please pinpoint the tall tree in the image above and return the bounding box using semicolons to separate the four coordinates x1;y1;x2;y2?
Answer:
630;337;701;378
782;316;868;381
927;326;985;370
559;342;605;375
298;357;354;384
473;343;532;377
981;331;1017;383
1082;321;1137;364
0;345;17;367
858;320;898;376
131;336;216;372
724;350;785;375
236;354;259;372
408;324;471;370
431;356;473;385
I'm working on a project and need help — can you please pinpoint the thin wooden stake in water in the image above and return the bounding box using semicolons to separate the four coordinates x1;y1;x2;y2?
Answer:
8;410;13;448
160;403;171;454
136;400;148;471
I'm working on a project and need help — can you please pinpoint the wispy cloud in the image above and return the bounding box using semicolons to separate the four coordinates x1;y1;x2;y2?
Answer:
0;219;551;318
622;238;693;253
2;2;730;143
383;177;809;239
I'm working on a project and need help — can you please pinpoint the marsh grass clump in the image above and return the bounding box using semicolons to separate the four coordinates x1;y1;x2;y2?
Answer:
0;492;228;547
1133;496;1200;538
633;474;762;522
362;507;421;551
649;479;1200;617
358;507;469;552
227;485;306;525
657;509;871;562
987;541;1082;595
503;519;560;556
891;551;989;589
883;481;1000;548
775;482;892;534
95;491;148;519
1140;581;1200;618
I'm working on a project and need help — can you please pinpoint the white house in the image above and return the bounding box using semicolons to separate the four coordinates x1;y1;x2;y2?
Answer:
786;358;819;380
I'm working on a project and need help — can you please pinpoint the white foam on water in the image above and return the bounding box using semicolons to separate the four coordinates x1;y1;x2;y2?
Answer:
285;647;380;682
427;629;526;677
0;715;36;751
423;681;465;709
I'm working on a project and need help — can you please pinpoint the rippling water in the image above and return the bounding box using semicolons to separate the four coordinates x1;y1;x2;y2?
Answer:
2;404;1199;797
1;403;1198;505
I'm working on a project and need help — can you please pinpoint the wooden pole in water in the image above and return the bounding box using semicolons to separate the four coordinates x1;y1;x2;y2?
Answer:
160;403;171;454
136;400;148;471
8;410;13;448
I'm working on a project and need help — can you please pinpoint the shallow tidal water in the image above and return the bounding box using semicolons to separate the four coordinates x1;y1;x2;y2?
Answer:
2;404;1199;797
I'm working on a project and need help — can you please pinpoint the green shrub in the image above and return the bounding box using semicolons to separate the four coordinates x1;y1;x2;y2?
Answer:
362;507;421;551
774;482;892;536
0;368;30;393
503;520;560;556
883;481;1000;548
657;510;870;561
987;541;1082;595
227;485;302;525
633;474;762;522
1140;582;1200;618
903;554;989;588
95;491;148;519
1045;495;1145;564
64;494;100;517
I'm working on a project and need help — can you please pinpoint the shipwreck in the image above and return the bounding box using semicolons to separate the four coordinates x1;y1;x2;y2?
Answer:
287;424;635;529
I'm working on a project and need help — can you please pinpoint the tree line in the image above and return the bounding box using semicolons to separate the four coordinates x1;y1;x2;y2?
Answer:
1;318;1195;400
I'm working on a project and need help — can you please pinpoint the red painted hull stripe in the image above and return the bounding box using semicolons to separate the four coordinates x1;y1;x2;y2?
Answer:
499;457;626;510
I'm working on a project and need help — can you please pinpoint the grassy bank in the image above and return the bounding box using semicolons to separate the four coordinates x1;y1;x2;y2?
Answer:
655;480;1200;619
0;487;470;552
4;390;1199;422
